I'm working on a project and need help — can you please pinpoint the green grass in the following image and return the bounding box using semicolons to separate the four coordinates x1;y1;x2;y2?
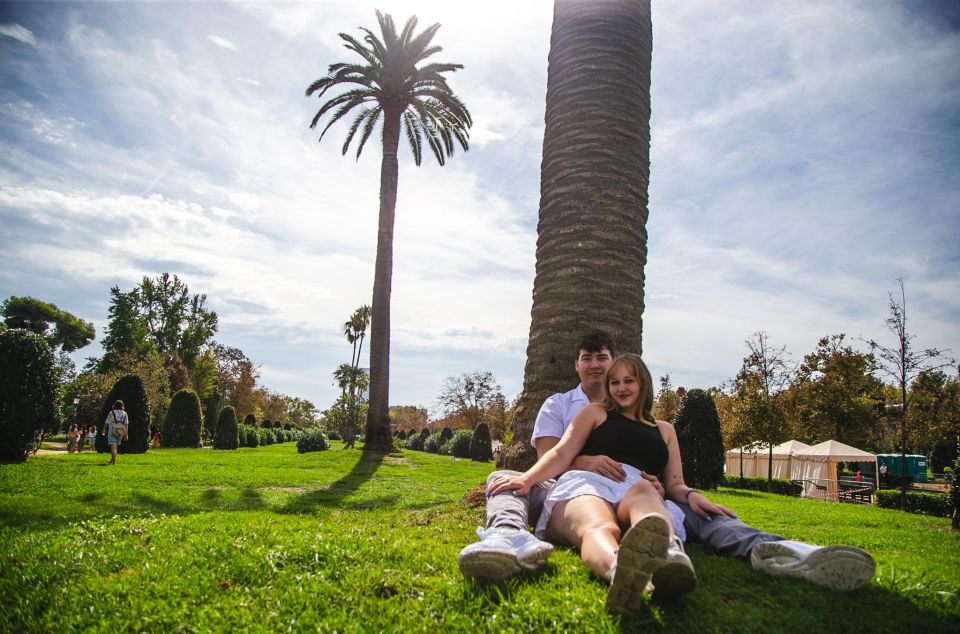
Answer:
1;444;957;633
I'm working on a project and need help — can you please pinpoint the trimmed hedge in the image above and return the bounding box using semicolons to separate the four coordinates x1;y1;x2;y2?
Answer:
722;475;802;496
674;389;725;490
469;422;493;462
296;427;330;453
213;406;238;450
162;388;203;448
875;489;950;518
0;329;59;462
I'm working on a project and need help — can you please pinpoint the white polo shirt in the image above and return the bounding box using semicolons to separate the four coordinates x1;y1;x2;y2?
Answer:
530;384;591;447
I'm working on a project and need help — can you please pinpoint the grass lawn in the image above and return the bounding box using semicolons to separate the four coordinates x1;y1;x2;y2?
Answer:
1;443;957;633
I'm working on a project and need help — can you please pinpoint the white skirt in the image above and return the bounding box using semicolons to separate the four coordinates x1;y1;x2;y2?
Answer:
534;463;687;542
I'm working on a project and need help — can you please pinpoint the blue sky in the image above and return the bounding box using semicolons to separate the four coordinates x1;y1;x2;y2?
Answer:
1;0;958;417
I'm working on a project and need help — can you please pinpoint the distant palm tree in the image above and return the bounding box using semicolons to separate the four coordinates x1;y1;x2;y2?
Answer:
503;0;653;470
307;11;471;452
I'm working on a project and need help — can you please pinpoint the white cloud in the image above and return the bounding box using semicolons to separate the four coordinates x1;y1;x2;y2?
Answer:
0;23;36;46
206;34;236;50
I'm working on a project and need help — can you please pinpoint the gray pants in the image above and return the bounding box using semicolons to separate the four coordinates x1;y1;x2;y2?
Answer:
484;470;782;559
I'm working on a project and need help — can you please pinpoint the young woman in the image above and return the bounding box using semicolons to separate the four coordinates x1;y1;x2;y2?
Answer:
488;354;724;612
103;400;128;465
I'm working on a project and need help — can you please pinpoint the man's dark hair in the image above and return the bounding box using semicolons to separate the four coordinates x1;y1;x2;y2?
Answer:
576;330;616;357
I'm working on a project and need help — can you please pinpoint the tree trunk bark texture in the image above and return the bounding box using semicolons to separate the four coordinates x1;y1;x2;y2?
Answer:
364;107;401;452
502;0;653;470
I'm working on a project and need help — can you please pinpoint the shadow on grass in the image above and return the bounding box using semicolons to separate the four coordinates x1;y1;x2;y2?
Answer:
281;449;389;514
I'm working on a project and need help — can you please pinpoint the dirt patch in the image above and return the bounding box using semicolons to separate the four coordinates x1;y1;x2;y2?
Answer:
384;455;414;467
462;484;486;507
258;487;307;493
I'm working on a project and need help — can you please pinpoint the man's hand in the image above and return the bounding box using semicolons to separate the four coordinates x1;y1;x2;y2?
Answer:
687;491;736;519
641;471;665;498
569;455;627;482
487;473;531;497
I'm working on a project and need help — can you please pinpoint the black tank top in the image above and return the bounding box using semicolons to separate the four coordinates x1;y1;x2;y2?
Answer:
579;409;669;476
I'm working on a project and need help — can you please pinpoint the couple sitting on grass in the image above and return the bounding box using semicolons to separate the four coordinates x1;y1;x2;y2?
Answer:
459;331;875;615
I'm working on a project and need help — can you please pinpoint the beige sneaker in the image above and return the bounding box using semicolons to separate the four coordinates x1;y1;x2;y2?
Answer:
606;513;670;615
652;536;697;597
750;540;875;591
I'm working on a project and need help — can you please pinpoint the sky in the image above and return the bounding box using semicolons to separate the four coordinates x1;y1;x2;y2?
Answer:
1;0;958;418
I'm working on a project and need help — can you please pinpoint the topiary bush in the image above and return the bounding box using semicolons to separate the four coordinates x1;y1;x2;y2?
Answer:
98;374;151;454
261;418;272;429
203;389;221;442
296;427;330;453
259;427;274;445
213;406;239;450
246;426;260;448
397;430;407;440
424;432;444;454
244;413;257;427
440;427;453;444
443;429;473;458
162;389;203;448
673;389;725;490
469;422;494;462
0;329;60;462
419;428;430;441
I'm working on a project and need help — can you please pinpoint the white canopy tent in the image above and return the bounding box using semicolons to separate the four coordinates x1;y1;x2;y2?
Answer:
725;440;810;479
792;440;877;501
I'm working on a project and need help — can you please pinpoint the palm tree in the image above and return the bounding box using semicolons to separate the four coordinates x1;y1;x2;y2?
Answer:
502;0;653;470
307;11;471;452
349;305;371;369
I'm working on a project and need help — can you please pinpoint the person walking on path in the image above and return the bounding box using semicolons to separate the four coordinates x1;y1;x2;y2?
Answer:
104;400;128;465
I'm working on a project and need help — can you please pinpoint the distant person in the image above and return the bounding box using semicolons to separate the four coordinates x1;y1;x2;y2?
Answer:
87;426;97;449
77;426;88;452
879;464;888;487
67;424;79;453
153;429;161;449
104;400;128;465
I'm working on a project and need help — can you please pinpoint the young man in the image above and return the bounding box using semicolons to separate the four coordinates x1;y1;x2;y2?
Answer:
458;331;876;592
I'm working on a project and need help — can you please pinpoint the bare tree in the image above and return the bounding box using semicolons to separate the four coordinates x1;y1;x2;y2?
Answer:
436;371;502;428
863;279;953;510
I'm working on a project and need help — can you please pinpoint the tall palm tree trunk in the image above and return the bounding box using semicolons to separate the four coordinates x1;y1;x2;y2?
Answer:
502;0;653;470
365;106;402;451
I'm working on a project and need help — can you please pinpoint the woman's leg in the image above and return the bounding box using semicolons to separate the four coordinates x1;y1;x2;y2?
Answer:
617;479;674;537
109;443;117;464
546;495;621;581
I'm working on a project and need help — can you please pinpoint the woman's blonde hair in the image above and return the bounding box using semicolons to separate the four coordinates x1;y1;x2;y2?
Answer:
602;353;657;426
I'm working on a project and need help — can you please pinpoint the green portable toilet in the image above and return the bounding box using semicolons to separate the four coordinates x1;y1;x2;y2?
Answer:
907;454;927;483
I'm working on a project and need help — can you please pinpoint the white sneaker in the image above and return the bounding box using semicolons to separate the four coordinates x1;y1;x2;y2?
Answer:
606;513;670;615
651;536;697;598
458;527;554;582
750;540;875;591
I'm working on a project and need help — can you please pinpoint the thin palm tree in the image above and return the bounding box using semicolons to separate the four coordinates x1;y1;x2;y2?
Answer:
307;11;471;452
502;0;653;470
350;305;371;369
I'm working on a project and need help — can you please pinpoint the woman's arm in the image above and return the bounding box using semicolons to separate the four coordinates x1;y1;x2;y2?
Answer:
487;405;604;496
657;421;735;519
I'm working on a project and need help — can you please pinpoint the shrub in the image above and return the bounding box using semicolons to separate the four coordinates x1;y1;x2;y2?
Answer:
261;418;272;429
0;329;59;462
213;406;239;450
397;430;406;440
273;420;282;429
162;389;203;448
297;427;330;453
404;433;425;451
722;475;801;497
440;427;453;443
674;389;725;490
443;429;473;458
244;413;257;427
875;489;950;517
98;374;151;455
424;432;444;454
469;422;493;462
247;426;260;447
203;389;221;441
259;427;274;445
419;428;430;441
950;438;959;530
